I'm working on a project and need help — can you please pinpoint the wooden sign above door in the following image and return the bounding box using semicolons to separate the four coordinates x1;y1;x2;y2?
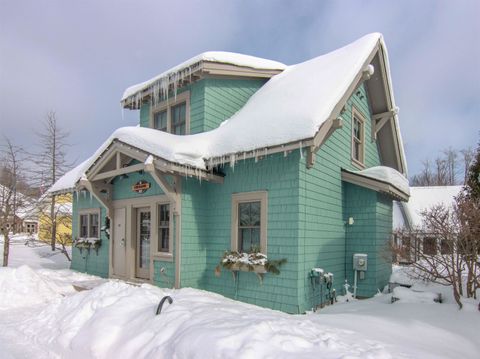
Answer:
132;180;151;194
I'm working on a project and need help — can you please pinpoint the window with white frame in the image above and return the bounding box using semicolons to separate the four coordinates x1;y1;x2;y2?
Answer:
151;91;189;135
351;108;365;166
78;209;100;239
231;191;268;253
157;203;171;253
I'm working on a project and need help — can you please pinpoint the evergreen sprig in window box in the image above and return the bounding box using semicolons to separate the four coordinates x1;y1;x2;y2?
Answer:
215;251;287;283
75;238;101;255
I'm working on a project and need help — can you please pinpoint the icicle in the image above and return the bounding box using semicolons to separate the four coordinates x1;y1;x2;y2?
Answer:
264;148;268;157
75;190;79;203
230;154;236;172
173;72;178;101
299;141;304;159
89;191;93;206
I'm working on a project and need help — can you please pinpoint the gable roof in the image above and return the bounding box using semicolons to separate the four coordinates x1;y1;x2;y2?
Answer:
50;33;407;194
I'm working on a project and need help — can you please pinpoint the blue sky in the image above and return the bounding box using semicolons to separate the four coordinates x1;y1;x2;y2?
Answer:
0;0;478;177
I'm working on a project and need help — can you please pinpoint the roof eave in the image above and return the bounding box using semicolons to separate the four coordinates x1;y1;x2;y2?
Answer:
341;168;410;202
121;61;284;110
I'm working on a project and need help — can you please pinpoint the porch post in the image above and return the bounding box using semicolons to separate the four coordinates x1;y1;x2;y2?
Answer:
145;164;182;288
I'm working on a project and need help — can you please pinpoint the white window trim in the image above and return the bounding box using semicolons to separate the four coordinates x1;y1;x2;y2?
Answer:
231;191;268;253
78;208;101;239
351;106;366;168
150;91;190;135
154;201;173;259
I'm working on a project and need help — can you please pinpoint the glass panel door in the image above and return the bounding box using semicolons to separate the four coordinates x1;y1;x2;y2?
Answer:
136;208;151;279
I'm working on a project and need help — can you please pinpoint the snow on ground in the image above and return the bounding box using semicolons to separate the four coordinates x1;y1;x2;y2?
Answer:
0;244;479;359
0;233;71;270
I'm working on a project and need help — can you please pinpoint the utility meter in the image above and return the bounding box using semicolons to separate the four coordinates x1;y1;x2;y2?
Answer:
353;253;368;271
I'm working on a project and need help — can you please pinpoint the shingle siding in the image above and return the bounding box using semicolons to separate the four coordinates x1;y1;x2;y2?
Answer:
71;194;109;278
72;79;395;313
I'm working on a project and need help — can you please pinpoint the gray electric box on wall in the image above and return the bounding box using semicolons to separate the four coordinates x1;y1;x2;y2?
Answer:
353;253;368;271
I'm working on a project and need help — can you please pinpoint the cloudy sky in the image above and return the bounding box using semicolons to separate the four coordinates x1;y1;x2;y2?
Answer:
1;0;478;177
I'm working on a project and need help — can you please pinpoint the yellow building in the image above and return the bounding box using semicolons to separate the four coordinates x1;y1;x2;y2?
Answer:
38;193;73;246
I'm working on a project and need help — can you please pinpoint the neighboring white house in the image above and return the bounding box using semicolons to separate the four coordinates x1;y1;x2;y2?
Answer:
393;185;463;262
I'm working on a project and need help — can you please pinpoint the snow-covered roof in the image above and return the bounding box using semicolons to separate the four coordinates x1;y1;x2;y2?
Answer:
49;159;91;194
350;166;410;196
122;51;287;103
403;186;462;228
51;33;404;194
341;166;409;202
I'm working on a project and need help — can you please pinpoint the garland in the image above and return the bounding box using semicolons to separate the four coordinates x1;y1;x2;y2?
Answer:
75;238;101;254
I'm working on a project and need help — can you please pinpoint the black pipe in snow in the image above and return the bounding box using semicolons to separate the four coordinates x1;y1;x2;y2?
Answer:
156;295;173;315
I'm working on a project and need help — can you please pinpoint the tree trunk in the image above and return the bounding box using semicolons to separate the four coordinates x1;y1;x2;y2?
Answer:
452;283;463;309
60;242;71;262
2;230;9;266
456;267;463;296
50;195;56;251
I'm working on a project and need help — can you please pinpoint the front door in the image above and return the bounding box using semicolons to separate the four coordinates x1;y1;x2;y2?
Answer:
113;207;126;277
136;207;151;279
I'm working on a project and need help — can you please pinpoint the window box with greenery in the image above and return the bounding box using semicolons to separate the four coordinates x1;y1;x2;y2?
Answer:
76;209;101;254
215;250;287;284
74;237;102;254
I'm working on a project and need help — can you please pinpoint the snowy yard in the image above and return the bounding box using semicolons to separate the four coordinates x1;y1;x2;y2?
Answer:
0;236;479;359
0;234;71;270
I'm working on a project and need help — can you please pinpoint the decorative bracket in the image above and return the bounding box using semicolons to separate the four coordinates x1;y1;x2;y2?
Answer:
371;108;397;141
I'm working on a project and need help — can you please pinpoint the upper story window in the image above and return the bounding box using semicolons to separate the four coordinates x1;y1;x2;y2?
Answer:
151;91;190;135
154;110;167;132
351;107;365;167
231;191;268;253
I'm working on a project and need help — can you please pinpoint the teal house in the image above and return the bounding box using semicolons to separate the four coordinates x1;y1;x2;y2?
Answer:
50;33;409;313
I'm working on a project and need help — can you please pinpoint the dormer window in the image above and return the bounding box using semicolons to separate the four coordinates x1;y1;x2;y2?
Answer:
154;110;167;132
151;91;190;135
171;102;186;135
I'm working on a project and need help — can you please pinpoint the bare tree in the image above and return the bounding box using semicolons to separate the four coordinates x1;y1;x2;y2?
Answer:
392;205;464;308
460;147;475;184
443;147;459;185
37;197;72;261
394;140;480;309
411;159;434;186
411;147;475;186
0;138;24;266
31;111;73;251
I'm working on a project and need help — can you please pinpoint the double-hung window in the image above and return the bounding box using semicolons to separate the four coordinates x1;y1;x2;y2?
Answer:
151;91;189;135
78;209;100;239
153;110;168;132
231;191;268;253
351;108;365;166
157;203;170;253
